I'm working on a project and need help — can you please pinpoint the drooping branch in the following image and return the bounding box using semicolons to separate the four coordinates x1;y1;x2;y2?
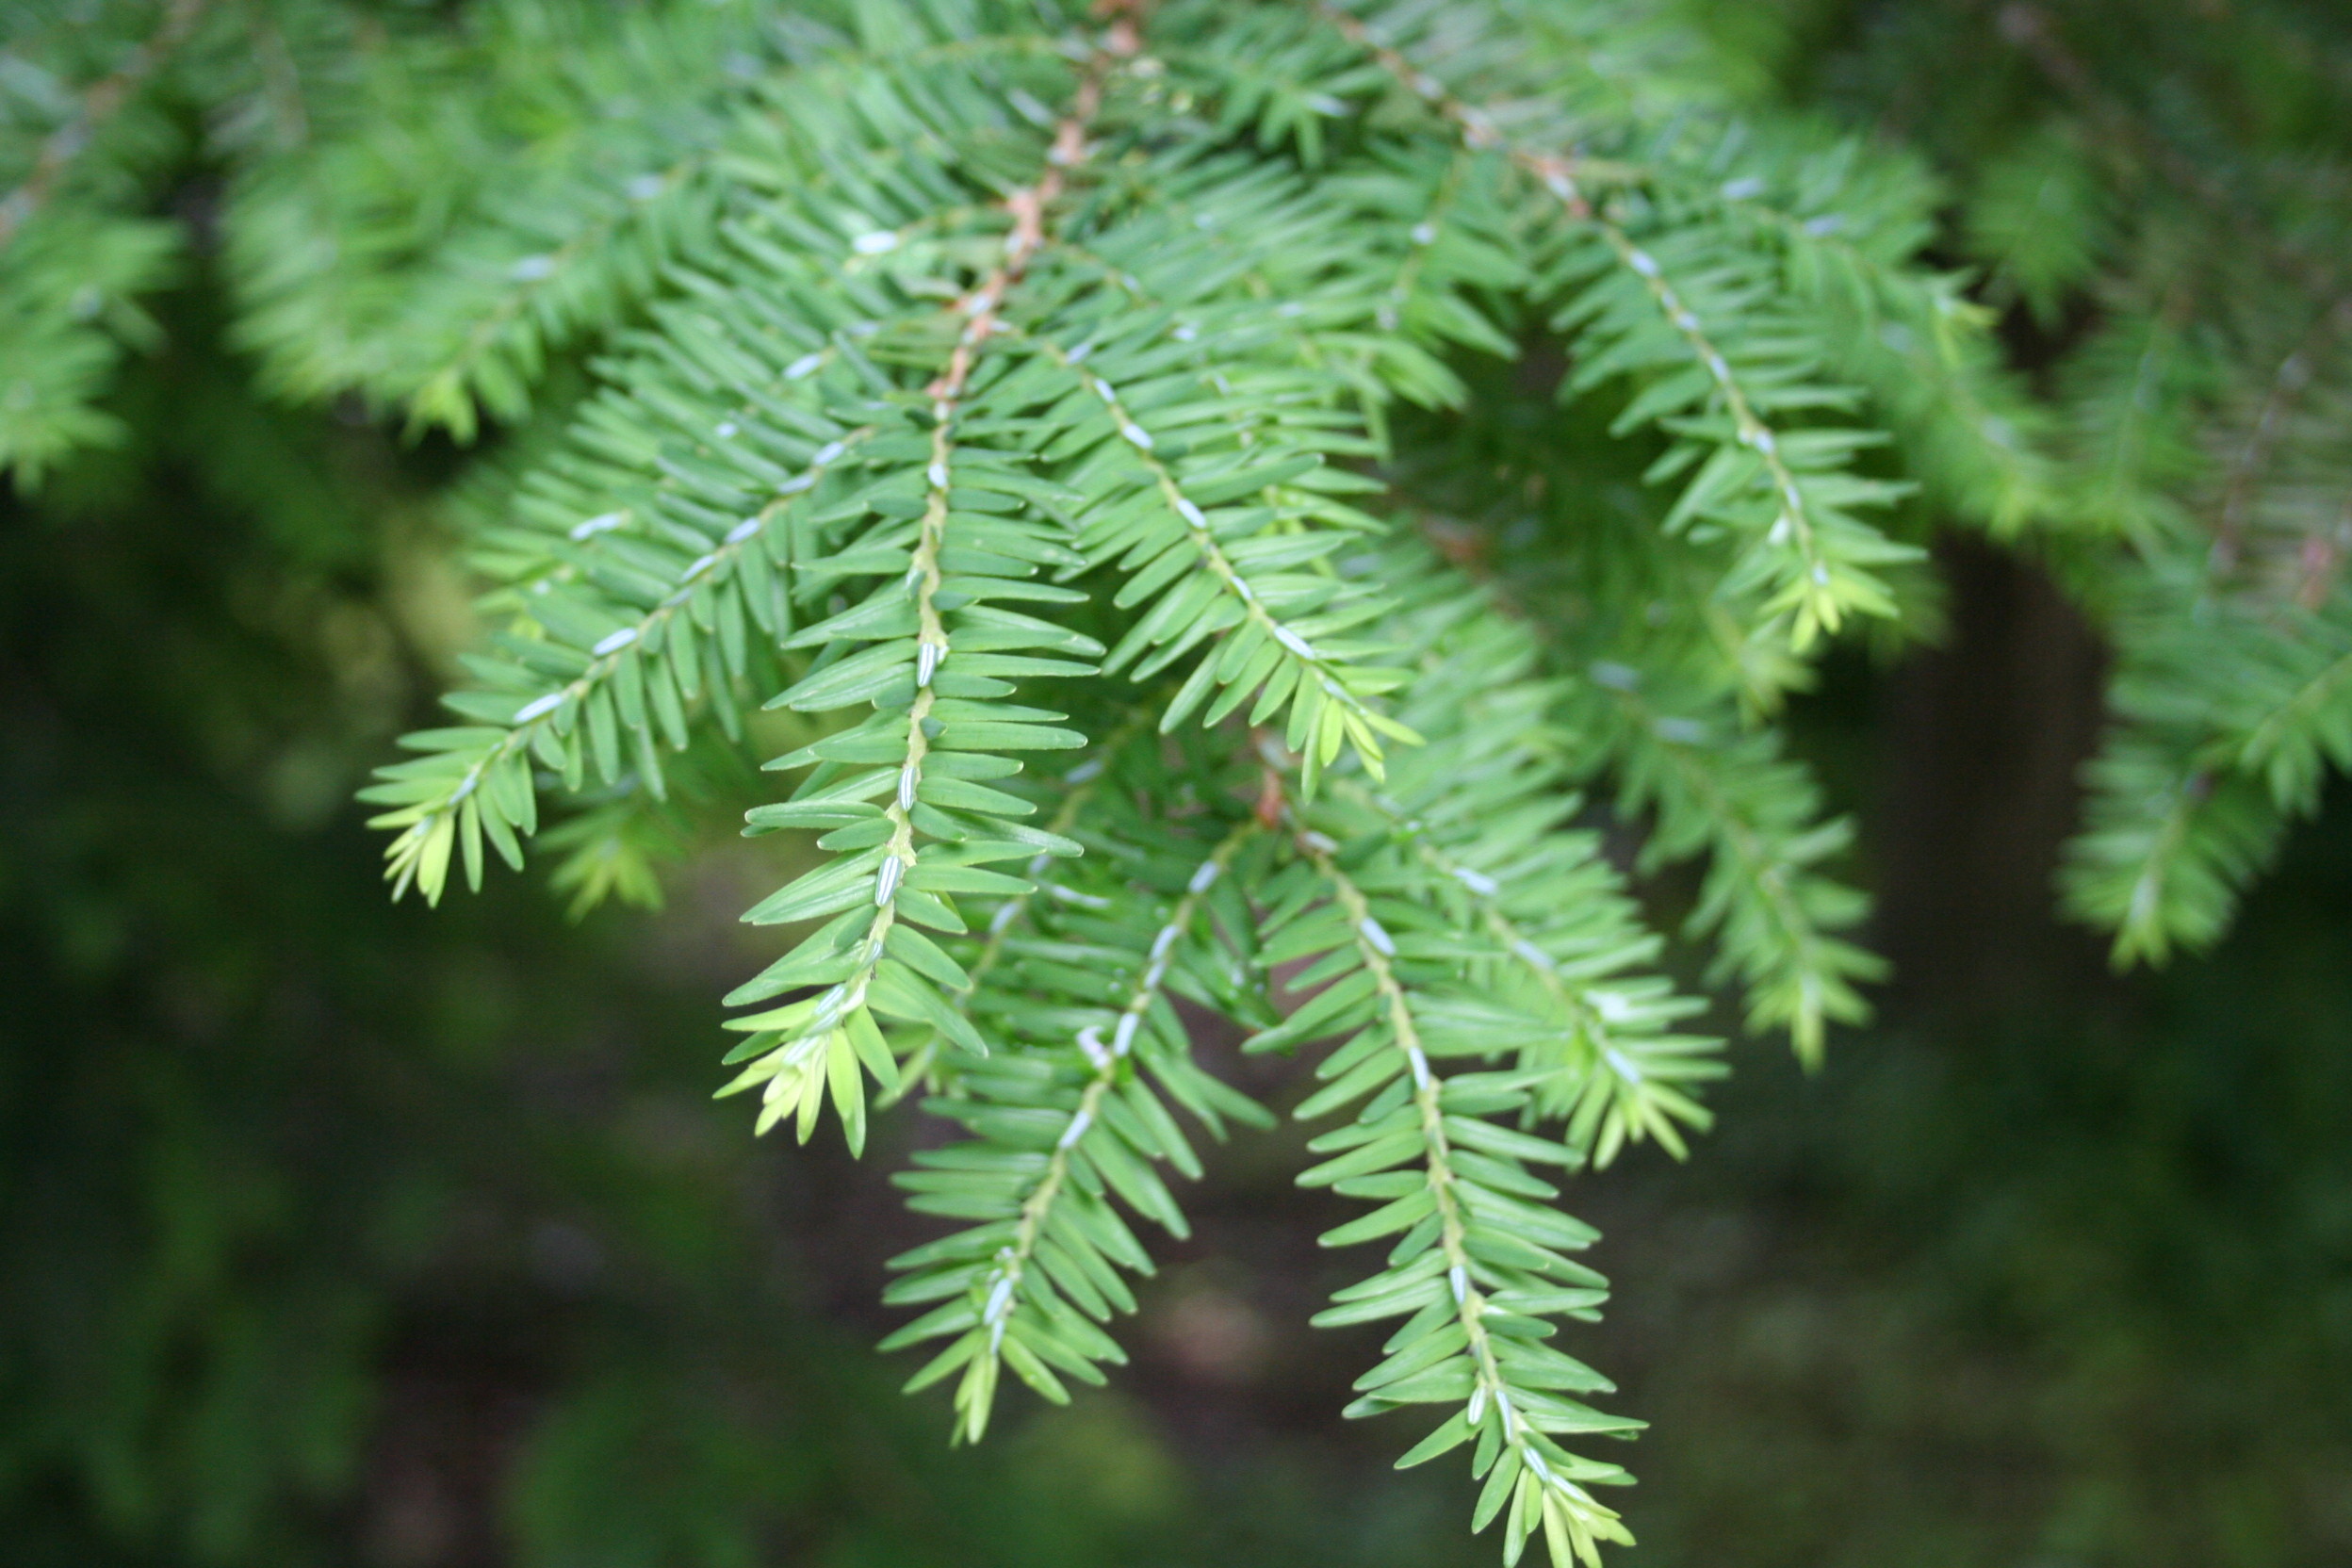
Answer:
0;0;209;252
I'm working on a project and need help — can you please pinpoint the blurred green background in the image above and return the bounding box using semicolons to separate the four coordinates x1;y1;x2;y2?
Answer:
7;2;2351;1565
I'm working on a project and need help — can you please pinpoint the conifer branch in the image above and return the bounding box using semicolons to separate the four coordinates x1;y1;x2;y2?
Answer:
397;148;717;441
2062;733;2285;967
1019;329;1413;781
1301;837;1518;1427
716;11;1136;1152
1271;824;1639;1568
0;0;208;252
1038;224;1345;378
1373;150;1473;336
253;0;2352;1553
882;726;1148;1103
1583;663;1878;1064
1996;2;2344;301
1585;221;1848;636
1315;0;1912;647
2242;642;2352;794
1396;505;1875;1061
923;818;1257;1444
363;433;872;903
2213;338;2320;582
1329;777;1714;1163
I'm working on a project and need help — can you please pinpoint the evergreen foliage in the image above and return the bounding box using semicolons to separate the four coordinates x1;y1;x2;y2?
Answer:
1796;0;2352;963
7;0;2351;1561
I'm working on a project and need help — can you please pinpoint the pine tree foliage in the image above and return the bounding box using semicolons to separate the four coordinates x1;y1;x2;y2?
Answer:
0;0;203;481
11;0;2352;1559
1852;0;2352;964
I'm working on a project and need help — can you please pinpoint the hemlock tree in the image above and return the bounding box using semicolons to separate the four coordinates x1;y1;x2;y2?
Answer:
7;0;2350;1562
1794;0;2352;963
